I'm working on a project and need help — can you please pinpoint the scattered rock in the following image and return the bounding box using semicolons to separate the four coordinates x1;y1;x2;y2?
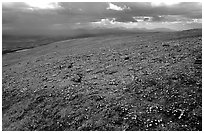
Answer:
71;74;83;83
2;31;202;131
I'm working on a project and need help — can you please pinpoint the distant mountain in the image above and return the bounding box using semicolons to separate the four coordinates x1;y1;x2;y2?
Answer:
3;26;175;39
148;28;175;32
181;28;202;32
65;27;175;38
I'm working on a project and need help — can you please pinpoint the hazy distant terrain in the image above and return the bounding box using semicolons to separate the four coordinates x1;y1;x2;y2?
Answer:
2;27;174;55
2;29;202;131
2;35;68;55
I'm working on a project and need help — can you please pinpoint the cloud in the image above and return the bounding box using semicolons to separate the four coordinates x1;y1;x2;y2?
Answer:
2;2;202;36
25;2;62;10
107;3;124;11
92;18;116;25
151;2;180;7
116;16;137;22
133;16;152;22
115;2;202;19
2;2;30;10
151;16;165;22
2;2;62;11
91;18;138;29
106;3;130;11
144;18;150;21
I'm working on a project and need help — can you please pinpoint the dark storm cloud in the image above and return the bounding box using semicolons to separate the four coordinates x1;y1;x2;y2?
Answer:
2;2;202;35
115;16;138;23
58;2;109;15
2;2;29;11
151;16;165;22
113;2;202;19
143;18;150;22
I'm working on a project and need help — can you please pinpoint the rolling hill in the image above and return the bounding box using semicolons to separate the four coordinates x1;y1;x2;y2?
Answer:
2;29;202;131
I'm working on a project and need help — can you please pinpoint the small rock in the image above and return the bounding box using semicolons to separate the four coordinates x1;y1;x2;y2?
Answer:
124;56;130;60
71;74;83;83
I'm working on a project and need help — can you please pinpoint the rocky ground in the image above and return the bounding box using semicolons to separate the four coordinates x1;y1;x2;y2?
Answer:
2;29;202;131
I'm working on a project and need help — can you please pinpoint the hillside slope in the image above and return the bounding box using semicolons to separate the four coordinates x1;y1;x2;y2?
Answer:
2;30;202;131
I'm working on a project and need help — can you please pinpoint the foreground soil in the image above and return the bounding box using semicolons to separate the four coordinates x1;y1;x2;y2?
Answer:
2;30;202;131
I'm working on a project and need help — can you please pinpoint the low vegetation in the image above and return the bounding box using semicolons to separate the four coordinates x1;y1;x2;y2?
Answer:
2;29;202;131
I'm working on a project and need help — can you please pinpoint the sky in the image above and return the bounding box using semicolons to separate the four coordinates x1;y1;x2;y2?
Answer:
2;2;202;36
